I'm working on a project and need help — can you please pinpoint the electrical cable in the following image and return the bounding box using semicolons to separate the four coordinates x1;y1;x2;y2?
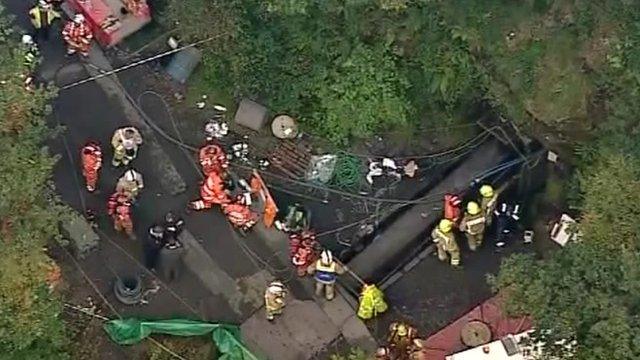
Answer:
61;33;229;90
132;90;450;205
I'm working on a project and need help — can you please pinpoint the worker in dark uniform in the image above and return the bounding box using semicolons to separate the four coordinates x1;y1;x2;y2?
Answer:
163;211;184;242
495;203;521;248
159;237;185;282
144;225;165;271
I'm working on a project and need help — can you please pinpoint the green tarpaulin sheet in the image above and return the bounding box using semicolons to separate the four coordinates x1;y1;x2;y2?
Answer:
103;318;261;360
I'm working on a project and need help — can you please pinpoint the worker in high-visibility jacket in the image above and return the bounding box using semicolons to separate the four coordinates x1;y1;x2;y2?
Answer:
111;126;143;167
459;201;486;251
357;284;388;320
431;219;460;267
198;142;228;175
29;1;60;41
116;169;144;200
62;14;93;57
480;184;498;226
307;250;345;300
189;171;231;210
80;141;102;192
264;280;287;321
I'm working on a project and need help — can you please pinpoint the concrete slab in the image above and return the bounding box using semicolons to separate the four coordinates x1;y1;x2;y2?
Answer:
61;212;100;258
319;295;353;327
241;299;341;360
341;315;378;353
234;98;269;131
180;229;260;317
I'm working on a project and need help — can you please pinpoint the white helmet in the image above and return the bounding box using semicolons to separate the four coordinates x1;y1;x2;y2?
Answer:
267;281;286;295
124;169;140;182
73;14;85;23
320;250;333;265
39;0;50;7
21;34;33;45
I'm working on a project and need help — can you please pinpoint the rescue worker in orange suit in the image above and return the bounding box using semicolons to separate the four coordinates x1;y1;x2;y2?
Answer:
459;201;486;251
307;250;345;300
189;171;231;210
62;14;93;57
264;280;287;321
111;126;143;167
431;219;460;267
107;191;135;238
80;141;102;192
290;230;319;276
198;142;228;175
387;322;418;359
221;195;258;230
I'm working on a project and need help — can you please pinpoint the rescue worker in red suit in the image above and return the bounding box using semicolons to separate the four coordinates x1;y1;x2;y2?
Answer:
108;191;134;238
289;231;319;276
62;14;92;57
189;171;231;210
221;195;258;230
80;141;102;192
444;193;462;223
199;143;228;175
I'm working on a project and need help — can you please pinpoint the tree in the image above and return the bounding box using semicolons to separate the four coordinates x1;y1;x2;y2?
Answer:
313;44;410;144
492;153;640;359
0;6;69;359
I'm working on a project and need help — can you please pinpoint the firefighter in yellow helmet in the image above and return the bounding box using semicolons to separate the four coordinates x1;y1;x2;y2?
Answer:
460;201;486;251
431;219;460;267
307;250;345;300
264;280;287;321
480;184;498;226
387;322;418;358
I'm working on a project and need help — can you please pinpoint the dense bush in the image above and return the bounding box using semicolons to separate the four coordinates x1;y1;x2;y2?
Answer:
0;6;69;359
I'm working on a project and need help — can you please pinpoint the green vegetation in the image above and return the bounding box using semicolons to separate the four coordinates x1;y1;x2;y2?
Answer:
0;7;69;359
162;0;629;144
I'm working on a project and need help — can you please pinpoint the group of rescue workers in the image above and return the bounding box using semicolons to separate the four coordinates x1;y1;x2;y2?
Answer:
23;4;525;353
433;184;520;267
79;126;187;279
29;0;94;56
264;203;349;321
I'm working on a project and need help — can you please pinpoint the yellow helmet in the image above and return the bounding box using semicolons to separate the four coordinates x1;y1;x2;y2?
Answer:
438;219;453;233
467;201;480;215
480;184;494;198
